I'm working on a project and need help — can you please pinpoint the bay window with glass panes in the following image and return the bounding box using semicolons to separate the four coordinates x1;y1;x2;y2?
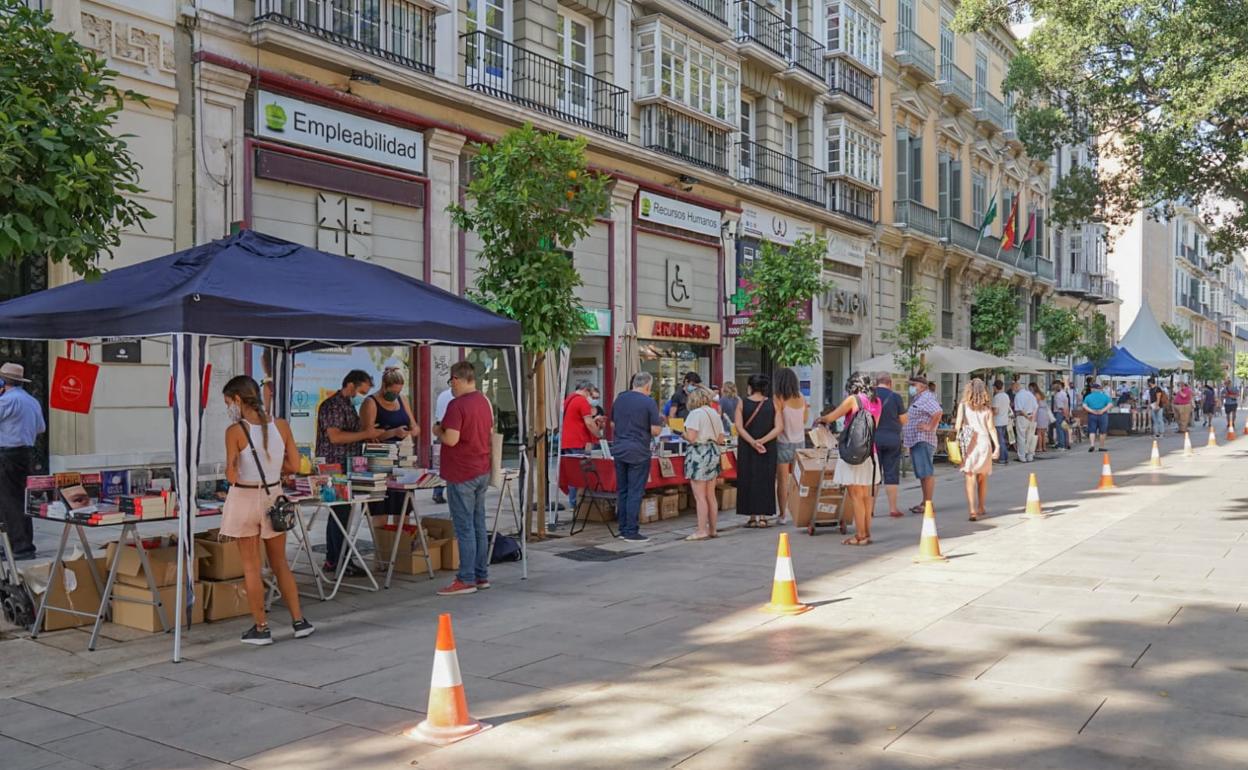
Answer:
635;19;739;126
826;117;881;189
825;0;882;73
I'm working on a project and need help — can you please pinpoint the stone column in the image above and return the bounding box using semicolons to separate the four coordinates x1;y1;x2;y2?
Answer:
194;61;250;244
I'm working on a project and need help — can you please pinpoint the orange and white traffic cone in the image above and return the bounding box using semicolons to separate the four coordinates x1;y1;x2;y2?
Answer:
1227;423;1236;441
1023;473;1045;519
1149;440;1162;469
914;501;947;562
1207;425;1218;448
1184;431;1194;457
407;614;489;745
1096;453;1115;490
762;532;811;615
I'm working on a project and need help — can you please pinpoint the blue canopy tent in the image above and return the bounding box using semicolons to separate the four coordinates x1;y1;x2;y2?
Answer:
1073;346;1159;377
0;230;528;661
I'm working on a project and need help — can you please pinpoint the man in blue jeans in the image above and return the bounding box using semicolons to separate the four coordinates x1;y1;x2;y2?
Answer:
434;362;495;596
610;372;664;542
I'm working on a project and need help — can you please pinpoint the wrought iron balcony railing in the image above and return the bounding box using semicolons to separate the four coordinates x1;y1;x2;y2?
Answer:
827;180;877;223
936;61;973;108
255;0;435;73
462;32;628;138
893;28;936;81
973;88;1006;130
826;58;875;110
1036;258;1055;281
789;27;825;80
940;217;982;252
735;0;788;60
893;199;939;237
738;137;825;207
639;104;731;173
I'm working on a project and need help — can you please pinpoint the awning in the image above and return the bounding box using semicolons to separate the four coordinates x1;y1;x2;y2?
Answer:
1007;354;1066;373
855;345;1013;374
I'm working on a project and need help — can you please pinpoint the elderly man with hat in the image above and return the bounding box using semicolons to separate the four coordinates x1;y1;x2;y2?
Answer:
902;375;943;515
0;363;46;560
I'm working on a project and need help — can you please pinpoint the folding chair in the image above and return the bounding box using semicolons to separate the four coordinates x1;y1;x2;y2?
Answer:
569;459;617;537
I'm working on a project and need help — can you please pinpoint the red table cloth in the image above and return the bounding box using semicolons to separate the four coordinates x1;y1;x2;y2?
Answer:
558;453;736;494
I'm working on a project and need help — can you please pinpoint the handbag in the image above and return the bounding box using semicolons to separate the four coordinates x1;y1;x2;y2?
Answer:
945;439;963;466
240;421;297;533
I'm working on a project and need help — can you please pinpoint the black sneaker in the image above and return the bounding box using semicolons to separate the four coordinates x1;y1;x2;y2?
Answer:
292;618;315;639
620;533;650;543
1088;446;1096;453
241;625;273;646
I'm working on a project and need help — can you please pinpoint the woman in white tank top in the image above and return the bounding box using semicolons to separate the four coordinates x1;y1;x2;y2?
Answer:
772;367;809;525
220;375;314;646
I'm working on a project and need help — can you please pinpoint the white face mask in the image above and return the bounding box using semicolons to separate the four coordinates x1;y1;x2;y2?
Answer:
227;402;242;422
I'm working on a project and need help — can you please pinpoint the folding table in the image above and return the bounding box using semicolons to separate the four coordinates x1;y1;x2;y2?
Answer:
283;495;384;601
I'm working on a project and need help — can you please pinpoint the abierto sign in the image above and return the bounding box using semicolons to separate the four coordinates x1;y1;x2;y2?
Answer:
637;191;721;237
256;90;425;174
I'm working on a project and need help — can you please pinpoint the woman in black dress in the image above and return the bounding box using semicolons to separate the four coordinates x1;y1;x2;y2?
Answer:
734;374;784;528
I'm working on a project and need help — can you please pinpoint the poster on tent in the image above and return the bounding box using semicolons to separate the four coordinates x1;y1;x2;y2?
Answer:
250;346;410;449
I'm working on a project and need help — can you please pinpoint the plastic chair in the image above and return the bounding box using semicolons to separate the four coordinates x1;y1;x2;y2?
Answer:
569;459;617;537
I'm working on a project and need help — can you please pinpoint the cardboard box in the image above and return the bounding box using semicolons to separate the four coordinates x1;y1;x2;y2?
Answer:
202;578;252;622
786;449;841;527
372;523;441;574
659;492;680;519
195;530;243;581
111;582;205;632
640;496;660;523
678;489;690;511
105;539;205;588
422;518;460;571
715;484;737;511
30;556;105;631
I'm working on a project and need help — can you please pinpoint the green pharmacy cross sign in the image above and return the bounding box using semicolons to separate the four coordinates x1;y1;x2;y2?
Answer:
729;284;752;312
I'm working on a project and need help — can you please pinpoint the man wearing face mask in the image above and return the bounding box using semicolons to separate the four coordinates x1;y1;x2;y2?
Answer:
669;372;702;420
902;375;942;515
0;363;46;560
315;370;385;575
560;380;602;512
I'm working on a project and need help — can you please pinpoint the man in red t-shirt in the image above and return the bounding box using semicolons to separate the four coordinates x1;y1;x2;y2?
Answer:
434;361;495;596
560;380;601;512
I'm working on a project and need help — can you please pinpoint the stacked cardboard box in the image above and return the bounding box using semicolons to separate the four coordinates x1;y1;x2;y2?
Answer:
640;496;660;523
785;449;843;527
421;518;460;571
659;491;680;519
106;537;208;631
372;521;441;574
29;556;108;631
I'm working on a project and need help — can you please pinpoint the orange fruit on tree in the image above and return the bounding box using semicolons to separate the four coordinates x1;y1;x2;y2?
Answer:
566;190;574;200
567;170;578;180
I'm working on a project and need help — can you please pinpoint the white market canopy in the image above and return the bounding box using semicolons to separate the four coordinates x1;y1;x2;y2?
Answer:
1007;354;1067;373
856;346;1013;374
1120;302;1193;370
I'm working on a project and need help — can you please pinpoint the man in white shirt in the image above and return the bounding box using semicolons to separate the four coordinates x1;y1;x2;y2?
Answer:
1051;381;1070;450
1012;381;1039;462
992;379;1013;464
431;386;455;504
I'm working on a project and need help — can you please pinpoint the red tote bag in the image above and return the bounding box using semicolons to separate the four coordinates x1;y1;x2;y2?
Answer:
50;355;100;414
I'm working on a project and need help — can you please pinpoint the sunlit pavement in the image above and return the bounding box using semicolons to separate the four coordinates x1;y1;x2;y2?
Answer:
3;419;1248;769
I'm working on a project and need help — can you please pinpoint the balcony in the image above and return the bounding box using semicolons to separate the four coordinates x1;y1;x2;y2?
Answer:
788;27;826;84
1179;294;1204;314
254;0;435;74
1036;258;1055;281
977;233;1002;261
735;0;789;65
893;199;939;238
935;62;973;110
462;32;628;138
827;180;877;224
893;29;936;82
1003;110;1019;143
734;0;824;84
1180;244;1200;266
941;217;982;253
738;138;825;207
826;58;876;117
1220;317;1234;335
639;104;730;173
973;88;1006;131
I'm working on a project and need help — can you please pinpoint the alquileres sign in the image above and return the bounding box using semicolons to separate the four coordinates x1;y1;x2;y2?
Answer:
256;90;425;174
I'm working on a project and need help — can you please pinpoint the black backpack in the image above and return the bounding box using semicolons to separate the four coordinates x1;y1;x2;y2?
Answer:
838;397;876;465
490;534;522;563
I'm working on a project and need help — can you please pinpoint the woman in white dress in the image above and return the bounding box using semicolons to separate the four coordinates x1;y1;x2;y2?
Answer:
954;378;999;521
816;373;881;546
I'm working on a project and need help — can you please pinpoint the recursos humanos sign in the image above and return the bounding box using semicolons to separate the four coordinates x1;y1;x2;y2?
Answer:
637;191;722;237
255;90;425;174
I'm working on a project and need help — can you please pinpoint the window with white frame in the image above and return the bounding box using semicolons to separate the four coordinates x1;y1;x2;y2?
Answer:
826;117;881;188
825;1;881;72
636;20;739;125
972;171;986;227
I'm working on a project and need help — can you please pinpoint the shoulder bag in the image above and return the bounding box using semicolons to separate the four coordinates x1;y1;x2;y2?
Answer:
240;422;297;533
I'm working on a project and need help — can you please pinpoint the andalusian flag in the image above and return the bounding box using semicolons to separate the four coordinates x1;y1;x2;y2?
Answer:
979;194;997;238
1001;195;1022;251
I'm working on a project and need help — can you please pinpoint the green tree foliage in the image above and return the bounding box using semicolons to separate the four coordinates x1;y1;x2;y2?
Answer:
1161;322;1193;355
883;295;935;376
0;0;152;277
449;125;610;355
736;235;832;368
1035;303;1082;361
1190;345;1228;383
953;0;1248;260
1078;312;1114;373
1235;352;1248;382
971;284;1023;357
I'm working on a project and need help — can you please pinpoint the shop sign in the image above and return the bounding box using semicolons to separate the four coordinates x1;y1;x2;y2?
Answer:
638;191;721;237
826;232;869;266
739;204;815;246
255;90;425;174
581;307;612;336
724;301;812;338
666;259;694;309
101;338;141;364
822;288;869;317
637;314;722;345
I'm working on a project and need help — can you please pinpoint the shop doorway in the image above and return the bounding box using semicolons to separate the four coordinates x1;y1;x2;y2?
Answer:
640;341;711;412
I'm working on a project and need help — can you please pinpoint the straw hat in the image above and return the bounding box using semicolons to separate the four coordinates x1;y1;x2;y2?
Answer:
0;363;31;383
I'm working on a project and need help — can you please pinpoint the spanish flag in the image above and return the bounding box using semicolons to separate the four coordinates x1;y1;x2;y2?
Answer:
1001;195;1022;251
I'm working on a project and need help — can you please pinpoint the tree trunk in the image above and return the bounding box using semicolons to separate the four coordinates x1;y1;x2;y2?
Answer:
534;360;548;539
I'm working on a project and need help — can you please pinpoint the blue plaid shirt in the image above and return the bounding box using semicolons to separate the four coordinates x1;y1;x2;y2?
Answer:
902;390;942;449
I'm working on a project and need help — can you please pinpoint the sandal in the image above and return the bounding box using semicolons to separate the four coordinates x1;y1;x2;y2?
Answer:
684;534;711;542
744;519;760;528
842;535;872;546
755;519;770;528
969;514;979;521
888;510;905;518
709;531;719;538
909;504;925;515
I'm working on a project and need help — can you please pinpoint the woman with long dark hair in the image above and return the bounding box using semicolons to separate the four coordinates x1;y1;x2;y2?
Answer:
772;367;808;526
816;372;881;545
735;374;783;528
220;375;313;645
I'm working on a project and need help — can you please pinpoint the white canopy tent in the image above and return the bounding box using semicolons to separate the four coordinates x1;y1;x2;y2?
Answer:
1120;302;1193;370
855;346;1014;375
1007;354;1067;373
